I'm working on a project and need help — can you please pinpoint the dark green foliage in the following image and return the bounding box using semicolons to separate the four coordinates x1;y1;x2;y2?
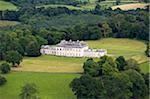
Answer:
125;59;141;72
143;73;149;87
70;56;149;99
70;75;106;99
0;63;11;74
0;75;7;86
115;56;127;71
26;41;41;57
98;56;118;76
102;73;132;99
10;0;87;6
5;51;23;66
19;83;39;99
83;58;99;76
145;43;149;57
116;0;121;5
125;70;148;99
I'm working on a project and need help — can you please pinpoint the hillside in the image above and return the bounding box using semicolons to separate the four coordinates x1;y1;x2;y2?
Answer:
0;1;17;10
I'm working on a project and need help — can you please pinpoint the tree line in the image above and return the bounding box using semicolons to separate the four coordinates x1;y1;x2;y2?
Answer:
70;56;149;99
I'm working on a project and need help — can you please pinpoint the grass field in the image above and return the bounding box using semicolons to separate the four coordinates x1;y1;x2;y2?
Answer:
37;4;83;10
111;3;149;10
0;1;17;10
139;61;149;73
0;72;80;99
37;0;141;10
0;20;19;27
10;38;148;73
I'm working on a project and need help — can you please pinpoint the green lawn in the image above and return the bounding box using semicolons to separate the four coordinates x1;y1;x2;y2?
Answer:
0;1;17;10
0;72;80;99
0;20;19;27
86;38;148;63
139;61;149;73
9;38;148;73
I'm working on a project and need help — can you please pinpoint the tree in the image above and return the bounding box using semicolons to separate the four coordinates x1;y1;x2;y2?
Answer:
100;22;112;38
70;75;106;99
98;56;118;76
115;56;127;71
116;0;121;5
0;63;11;74
5;51;23;67
145;43;149;57
19;83;40;99
125;70;148;99
125;59;140;72
26;41;41;57
83;58;99;76
143;73;149;88
0;75;7;86
102;73;132;99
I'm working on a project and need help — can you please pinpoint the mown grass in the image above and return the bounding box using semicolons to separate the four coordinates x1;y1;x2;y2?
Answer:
9;38;148;73
139;61;149;73
111;3;148;10
0;1;17;10
0;72;80;99
0;20;19;27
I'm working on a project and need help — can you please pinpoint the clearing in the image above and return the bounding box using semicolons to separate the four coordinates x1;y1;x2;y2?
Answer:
0;1;17;10
0;20;19;27
10;38;148;73
111;3;149;10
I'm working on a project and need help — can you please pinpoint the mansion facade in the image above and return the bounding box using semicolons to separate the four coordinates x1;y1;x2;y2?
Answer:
40;40;107;58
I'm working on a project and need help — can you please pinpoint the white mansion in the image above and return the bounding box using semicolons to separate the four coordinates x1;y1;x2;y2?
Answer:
40;40;107;58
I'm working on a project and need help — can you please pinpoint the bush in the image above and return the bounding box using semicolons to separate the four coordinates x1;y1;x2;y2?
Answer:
0;76;7;86
0;63;11;74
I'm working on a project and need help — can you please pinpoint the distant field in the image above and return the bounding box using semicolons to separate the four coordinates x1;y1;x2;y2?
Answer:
37;4;83;10
111;3;149;10
10;38;148;73
0;72;79;99
37;0;140;10
0;20;19;27
139;61;149;73
0;1;17;10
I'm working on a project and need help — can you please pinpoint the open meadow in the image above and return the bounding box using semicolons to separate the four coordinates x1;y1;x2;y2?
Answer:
0;72;80;99
139;61;149;73
0;1;17;10
111;3;149;10
10;38;148;73
0;20;19;27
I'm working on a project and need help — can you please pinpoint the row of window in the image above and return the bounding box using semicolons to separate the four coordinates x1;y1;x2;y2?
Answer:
56;48;82;52
56;52;82;57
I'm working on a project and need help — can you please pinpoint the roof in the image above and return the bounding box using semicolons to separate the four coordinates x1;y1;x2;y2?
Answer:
56;40;88;48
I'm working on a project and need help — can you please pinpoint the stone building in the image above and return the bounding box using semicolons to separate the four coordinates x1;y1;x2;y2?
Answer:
40;40;107;58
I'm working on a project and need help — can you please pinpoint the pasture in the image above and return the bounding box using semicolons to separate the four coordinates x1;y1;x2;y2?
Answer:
0;1;17;10
11;38;148;73
0;20;19;27
0;72;80;99
111;3;149;10
139;61;149;73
